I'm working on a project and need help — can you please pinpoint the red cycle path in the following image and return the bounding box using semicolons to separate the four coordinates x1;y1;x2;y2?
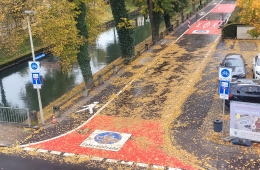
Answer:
28;115;194;169
186;20;222;35
211;4;236;13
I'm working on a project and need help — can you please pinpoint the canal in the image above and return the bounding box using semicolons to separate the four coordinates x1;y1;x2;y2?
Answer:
0;16;152;111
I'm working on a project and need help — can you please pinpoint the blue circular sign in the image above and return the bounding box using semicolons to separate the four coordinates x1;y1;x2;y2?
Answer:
221;69;230;77
94;132;122;144
31;63;38;70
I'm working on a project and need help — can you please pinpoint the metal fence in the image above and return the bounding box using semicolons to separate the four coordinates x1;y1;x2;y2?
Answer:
0;107;30;126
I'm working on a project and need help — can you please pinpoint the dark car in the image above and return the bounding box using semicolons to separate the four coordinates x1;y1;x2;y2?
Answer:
225;79;260;107
220;53;247;79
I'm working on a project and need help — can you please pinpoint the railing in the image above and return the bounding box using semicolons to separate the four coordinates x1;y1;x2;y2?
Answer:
0;107;30;126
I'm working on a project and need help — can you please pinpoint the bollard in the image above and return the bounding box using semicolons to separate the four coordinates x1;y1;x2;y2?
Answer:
160;32;163;39
213;119;223;132
30;110;38;127
53;105;61;118
170;25;174;31
82;86;89;97
137;51;141;56
176;20;179;26
98;75;104;85
113;64;118;74
145;44;149;50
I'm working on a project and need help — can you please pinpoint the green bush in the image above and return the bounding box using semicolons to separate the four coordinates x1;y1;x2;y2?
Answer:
228;6;242;24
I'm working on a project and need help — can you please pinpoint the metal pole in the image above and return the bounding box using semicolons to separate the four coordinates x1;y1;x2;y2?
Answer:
26;12;45;125
222;99;225;139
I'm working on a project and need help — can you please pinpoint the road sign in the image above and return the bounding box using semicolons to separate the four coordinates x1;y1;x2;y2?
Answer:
219;67;232;81
32;73;42;89
28;61;40;73
219;80;230;99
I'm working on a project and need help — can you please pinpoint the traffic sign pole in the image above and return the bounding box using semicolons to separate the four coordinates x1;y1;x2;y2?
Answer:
26;11;45;125
218;67;232;141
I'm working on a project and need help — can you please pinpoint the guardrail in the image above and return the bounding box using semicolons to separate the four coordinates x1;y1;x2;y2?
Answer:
0;107;30;126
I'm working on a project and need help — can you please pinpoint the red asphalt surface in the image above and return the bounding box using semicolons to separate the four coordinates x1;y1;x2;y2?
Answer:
28;115;193;169
27;3;236;170
211;4;236;13
186;20;222;35
186;3;236;35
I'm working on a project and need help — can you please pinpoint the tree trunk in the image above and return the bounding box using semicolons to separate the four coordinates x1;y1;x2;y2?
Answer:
147;0;161;42
164;13;172;31
75;1;94;88
0;79;7;107
110;0;135;58
192;0;195;11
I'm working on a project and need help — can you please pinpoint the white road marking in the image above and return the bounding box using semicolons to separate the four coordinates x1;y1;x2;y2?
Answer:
105;159;118;163
203;21;210;29
121;161;134;165
23;147;35;151
37;149;49;153
50;150;61;155
136;162;149;167
196;22;201;27
153;165;165;169
91;156;103;161
63;153;75;157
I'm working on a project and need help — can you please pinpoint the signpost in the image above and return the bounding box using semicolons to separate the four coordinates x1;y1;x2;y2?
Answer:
26;10;44;125
218;67;232;140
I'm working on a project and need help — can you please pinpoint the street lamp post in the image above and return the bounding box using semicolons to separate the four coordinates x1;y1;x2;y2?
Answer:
25;10;45;125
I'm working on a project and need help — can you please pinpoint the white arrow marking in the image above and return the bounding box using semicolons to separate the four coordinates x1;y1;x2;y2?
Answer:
76;101;99;114
196;22;201;27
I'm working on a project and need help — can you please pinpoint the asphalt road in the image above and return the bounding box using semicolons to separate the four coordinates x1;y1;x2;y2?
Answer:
0;153;102;170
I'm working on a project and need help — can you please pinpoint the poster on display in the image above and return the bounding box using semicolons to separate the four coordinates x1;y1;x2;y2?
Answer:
230;101;260;142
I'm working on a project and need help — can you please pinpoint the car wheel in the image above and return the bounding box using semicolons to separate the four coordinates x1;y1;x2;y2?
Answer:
253;73;256;79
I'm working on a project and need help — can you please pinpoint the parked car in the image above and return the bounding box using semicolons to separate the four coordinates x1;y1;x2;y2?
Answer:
252;53;260;79
220;53;247;79
225;79;260;107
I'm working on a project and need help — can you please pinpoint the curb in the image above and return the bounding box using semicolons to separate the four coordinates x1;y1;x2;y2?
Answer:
22;147;184;170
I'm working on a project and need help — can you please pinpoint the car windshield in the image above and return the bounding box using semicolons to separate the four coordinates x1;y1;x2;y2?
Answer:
257;58;260;66
223;59;244;67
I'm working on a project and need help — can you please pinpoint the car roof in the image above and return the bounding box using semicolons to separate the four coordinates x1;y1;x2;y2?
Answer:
231;79;258;85
225;54;243;59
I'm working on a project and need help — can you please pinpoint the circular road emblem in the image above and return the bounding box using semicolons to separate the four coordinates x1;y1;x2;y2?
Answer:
94;132;122;144
221;69;230;77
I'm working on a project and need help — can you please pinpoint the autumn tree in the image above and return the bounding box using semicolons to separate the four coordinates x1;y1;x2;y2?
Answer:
164;0;189;31
133;0;189;42
237;0;260;38
0;0;104;79
110;0;135;60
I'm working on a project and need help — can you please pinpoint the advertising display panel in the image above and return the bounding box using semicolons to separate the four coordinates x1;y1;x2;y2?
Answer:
230;101;260;142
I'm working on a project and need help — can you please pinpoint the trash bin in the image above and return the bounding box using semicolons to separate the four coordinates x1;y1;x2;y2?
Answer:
213;119;223;132
53;105;60;118
30;110;38;126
